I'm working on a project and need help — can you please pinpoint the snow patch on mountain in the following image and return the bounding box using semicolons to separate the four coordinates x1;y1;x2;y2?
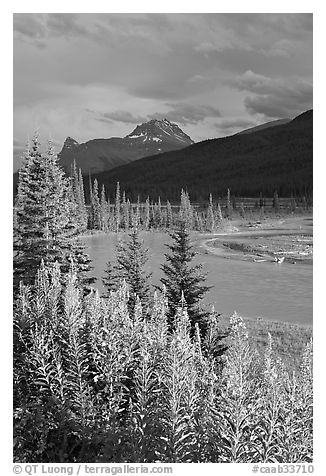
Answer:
63;137;79;149
126;118;193;146
128;133;146;139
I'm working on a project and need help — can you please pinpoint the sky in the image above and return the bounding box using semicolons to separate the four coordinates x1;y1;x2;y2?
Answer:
13;12;313;170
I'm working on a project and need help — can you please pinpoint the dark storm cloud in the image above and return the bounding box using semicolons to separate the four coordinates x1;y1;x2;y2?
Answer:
232;70;312;118
244;92;312;119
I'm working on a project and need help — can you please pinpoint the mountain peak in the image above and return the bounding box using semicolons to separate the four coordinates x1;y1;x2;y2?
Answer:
126;119;194;146
58;120;193;174
63;137;79;149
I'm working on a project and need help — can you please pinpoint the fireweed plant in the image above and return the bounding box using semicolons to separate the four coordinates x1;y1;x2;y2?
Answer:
13;261;312;463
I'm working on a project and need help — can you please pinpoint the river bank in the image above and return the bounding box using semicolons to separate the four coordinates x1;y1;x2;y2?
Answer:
220;314;312;371
196;214;313;265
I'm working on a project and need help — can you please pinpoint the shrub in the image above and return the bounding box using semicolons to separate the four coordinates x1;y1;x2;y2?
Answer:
13;262;312;463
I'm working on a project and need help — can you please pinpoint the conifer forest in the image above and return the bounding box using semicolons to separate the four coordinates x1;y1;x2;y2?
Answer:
13;135;313;464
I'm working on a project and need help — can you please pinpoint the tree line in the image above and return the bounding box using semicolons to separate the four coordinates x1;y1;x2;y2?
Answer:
84;173;309;234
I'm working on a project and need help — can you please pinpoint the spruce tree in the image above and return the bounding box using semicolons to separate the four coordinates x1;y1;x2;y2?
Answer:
126;199;131;231
14;135;93;290
157;197;163;228
102;261;120;295
102;228;152;312
122;191;130;231
100;184;109;231
71;161;87;231
273;190;279;212
226;188;232;213
216;202;223;225
160;220;211;336
153;202;159;228
206;193;215;232
180;189;193;229
144;197;150;230
166;200;173;229
135;196;141;228
91;179;101;230
115;182;121;232
88;171;93;228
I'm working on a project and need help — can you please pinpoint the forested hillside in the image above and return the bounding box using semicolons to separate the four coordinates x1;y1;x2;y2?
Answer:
90;110;312;202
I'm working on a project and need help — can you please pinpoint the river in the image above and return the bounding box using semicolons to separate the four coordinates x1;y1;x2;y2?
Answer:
83;231;312;325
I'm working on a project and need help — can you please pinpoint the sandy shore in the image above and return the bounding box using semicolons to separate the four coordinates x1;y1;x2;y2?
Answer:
196;214;313;265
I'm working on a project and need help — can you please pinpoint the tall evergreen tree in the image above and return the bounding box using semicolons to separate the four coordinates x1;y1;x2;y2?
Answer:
216;202;223;225
160;220;211;336
115;182;121;232
88;171;93;228
102;228;152;312
14;135;93;290
78;168;88;230
166;200;173;229
122;191;130;231
157;197;163;228
71;161;87;231
100;184;109;231
144;197;150;230
91;179;101;230
180;189;193;229
134;196;141;228
206;193;215;232
273;190;280;212
226;188;232;214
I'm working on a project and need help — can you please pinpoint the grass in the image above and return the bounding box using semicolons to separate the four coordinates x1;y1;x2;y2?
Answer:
218;314;312;372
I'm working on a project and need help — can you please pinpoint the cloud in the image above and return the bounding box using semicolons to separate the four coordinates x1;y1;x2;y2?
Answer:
13;14;46;39
150;104;221;125
96;110;148;124
95;103;221;127
218;13;312;47
14;13;92;47
232;70;312;118
214;118;257;133
244;93;312;119
194;42;220;53
13;14;312;161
